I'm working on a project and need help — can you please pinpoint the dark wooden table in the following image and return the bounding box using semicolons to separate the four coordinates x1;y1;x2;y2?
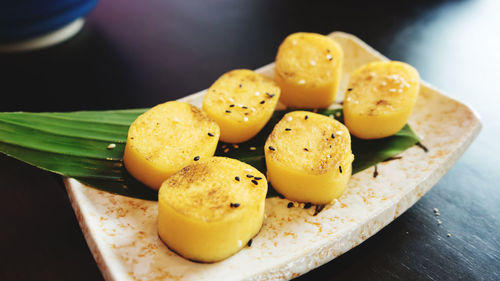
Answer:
1;0;499;280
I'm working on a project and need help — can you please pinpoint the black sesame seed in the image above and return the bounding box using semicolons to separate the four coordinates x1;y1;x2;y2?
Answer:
268;146;276;151
239;84;242;88
194;156;200;161
347;88;353;91
304;148;309;152
260;100;265;104
225;110;232;113
246;174;254;178
305;115;309;120
304;203;312;209
230;203;240;208
266;92;275;98
254;177;262;180
247;239;253;247
313;204;325;216
285;128;292;131
251;179;258;185
235;176;240;181
242;106;248;109
208;132;215;137
230;104;235;107
287;202;294;208
331;133;335;139
245;112;249;115
339;166;343;173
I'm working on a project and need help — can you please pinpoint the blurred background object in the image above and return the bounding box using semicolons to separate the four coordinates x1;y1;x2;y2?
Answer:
0;0;499;280
0;0;98;51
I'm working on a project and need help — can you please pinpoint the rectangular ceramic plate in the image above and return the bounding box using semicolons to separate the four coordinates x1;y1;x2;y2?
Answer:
64;32;481;281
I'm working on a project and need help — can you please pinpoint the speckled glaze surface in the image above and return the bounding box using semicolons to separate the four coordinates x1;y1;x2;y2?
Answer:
64;32;481;281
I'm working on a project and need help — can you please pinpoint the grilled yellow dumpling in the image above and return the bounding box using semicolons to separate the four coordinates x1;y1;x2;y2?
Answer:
275;32;343;108
158;157;267;262
123;101;220;190
202;69;281;143
265;111;353;204
343;61;420;139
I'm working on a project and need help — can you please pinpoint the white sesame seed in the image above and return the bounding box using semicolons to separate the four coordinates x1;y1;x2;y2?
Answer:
381;81;387;86
107;143;116;150
398;89;403;93
329;114;334;119
249;147;256;151
243;117;249;122
336;131;343;135
389;88;396;92
237;103;243;107
292;40;297;45
238;240;243;247
229;98;235;102
335;112;341;117
298;79;306;84
309;60;316;66
173;117;180;122
433;208;439;213
326;54;333;60
386;74;400;80
287;116;293;121
254;91;261;96
447;233;451;237
244;168;252;172
250;107;256;112
327;154;331;158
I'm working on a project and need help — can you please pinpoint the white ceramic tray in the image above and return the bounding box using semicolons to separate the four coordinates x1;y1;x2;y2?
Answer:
64;31;481;281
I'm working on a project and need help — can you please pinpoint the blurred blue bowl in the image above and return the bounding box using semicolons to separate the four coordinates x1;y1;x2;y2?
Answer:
0;0;98;44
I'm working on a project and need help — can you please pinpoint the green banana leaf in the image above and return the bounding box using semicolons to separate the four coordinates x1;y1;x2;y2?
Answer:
0;108;420;201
